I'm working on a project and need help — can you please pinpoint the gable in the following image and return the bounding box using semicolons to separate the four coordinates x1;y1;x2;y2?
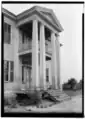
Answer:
2;6;63;32
34;6;63;32
41;11;60;29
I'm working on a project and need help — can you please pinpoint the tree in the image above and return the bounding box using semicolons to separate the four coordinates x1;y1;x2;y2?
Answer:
67;78;77;89
63;78;77;90
79;79;82;89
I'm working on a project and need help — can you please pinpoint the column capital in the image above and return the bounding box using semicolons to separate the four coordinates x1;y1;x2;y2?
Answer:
55;33;59;37
32;18;38;24
51;30;59;37
51;30;55;34
51;31;56;42
40;22;45;28
32;15;38;21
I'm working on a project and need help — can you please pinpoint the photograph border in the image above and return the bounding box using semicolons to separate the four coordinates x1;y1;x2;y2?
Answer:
1;1;84;117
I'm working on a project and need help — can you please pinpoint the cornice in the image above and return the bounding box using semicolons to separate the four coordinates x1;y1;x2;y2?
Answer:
2;7;16;21
2;6;63;33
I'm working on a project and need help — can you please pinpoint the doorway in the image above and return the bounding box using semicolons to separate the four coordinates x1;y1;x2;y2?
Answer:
22;65;32;87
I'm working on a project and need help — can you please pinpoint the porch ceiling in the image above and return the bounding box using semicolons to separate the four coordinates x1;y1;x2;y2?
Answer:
19;21;51;40
19;53;51;64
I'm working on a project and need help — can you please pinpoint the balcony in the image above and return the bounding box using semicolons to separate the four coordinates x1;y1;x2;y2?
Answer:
19;41;32;52
18;39;52;55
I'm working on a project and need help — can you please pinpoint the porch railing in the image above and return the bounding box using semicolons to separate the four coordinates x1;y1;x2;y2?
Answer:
19;39;52;55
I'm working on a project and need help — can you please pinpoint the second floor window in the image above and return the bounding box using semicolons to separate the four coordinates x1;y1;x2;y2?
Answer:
4;22;11;44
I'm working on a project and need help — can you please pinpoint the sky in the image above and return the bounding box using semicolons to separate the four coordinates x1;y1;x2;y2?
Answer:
2;3;83;83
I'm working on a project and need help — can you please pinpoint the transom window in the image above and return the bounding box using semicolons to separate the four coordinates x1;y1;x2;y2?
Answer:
4;22;11;44
4;60;14;82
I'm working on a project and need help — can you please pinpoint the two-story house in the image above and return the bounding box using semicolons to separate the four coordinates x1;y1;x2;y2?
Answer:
2;6;63;91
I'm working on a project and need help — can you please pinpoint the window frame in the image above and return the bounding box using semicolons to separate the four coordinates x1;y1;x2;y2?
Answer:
4;22;11;44
10;61;14;82
4;60;14;82
46;68;49;82
4;60;9;82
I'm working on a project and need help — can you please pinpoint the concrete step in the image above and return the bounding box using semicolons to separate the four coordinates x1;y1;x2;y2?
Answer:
54;96;70;102
43;89;71;102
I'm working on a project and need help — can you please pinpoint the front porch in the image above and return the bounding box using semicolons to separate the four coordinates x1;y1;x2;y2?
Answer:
14;7;62;91
18;21;52;56
19;53;52;90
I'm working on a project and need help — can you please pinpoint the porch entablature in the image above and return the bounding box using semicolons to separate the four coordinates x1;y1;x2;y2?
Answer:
16;6;63;33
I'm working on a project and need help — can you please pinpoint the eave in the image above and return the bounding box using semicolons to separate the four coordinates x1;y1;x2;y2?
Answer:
2;7;16;21
17;10;62;33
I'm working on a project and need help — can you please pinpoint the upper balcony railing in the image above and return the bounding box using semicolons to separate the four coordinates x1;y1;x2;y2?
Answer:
18;39;52;55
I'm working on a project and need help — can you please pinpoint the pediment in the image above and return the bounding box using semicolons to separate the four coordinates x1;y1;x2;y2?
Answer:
40;11;60;29
35;6;63;32
17;6;63;32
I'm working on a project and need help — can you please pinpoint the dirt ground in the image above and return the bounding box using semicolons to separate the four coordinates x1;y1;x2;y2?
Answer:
4;94;82;113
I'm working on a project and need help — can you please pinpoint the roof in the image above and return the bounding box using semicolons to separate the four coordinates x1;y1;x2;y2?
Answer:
2;7;16;20
2;6;64;32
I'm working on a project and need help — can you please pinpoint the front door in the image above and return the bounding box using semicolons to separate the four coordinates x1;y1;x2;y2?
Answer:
22;65;32;88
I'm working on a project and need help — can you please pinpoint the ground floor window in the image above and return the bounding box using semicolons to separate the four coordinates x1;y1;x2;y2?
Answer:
4;60;14;82
46;68;49;82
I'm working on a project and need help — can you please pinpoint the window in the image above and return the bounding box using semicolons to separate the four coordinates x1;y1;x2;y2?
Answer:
4;22;11;44
4;60;14;82
4;61;9;81
22;32;25;43
10;61;14;82
46;68;49;82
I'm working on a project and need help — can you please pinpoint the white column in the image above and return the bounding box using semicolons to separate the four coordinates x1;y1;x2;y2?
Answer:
32;19;39;89
51;31;57;89
14;28;22;84
40;23;46;90
55;36;62;90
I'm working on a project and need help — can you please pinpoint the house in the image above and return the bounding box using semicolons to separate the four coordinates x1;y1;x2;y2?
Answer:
2;6;63;91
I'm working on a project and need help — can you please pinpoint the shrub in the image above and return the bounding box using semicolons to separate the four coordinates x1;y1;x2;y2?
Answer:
63;78;77;90
16;89;42;106
68;78;77;89
27;90;42;104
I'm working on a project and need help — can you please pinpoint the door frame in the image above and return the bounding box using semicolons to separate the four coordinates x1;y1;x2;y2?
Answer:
22;64;32;84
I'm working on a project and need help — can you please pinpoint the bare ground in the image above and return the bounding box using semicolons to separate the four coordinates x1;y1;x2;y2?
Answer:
4;94;82;113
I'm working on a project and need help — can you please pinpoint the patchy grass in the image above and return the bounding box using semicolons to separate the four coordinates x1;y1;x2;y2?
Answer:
64;89;82;97
4;95;82;113
4;90;82;113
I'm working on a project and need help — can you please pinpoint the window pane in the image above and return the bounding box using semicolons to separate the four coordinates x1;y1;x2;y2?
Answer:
4;32;8;43
10;72;13;82
4;23;7;32
4;71;8;81
4;22;11;44
8;32;10;44
22;32;24;43
10;61;14;70
46;68;48;76
4;61;8;71
22;66;24;83
8;25;10;33
4;61;9;82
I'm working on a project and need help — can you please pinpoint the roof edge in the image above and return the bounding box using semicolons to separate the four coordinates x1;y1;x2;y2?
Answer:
50;10;64;31
1;7;16;20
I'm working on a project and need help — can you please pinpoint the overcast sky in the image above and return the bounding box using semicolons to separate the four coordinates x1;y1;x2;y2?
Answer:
2;3;83;83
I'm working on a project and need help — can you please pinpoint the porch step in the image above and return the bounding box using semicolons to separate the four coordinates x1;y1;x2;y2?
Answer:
41;89;71;102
